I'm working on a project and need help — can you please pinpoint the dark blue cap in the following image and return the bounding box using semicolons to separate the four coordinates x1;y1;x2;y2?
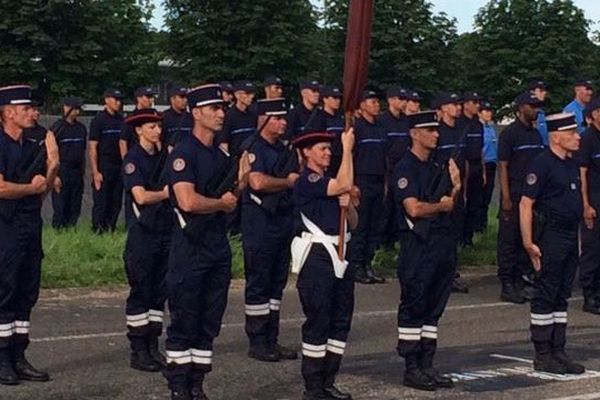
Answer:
167;84;188;97
219;81;233;92
256;98;287;116
408;110;439;129
585;97;600;115
0;85;32;106
462;91;483;102
134;86;157;97
480;100;493;110
514;92;544;107
406;90;422;102
233;80;256;93
299;79;321;91
433;92;461;109
386;86;408;99
263;76;283;87
527;80;547;91
125;108;162;127
103;88;124;99
63;96;83;108
187;84;225;108
546;113;578;132
575;79;594;89
321;86;342;98
361;89;380;101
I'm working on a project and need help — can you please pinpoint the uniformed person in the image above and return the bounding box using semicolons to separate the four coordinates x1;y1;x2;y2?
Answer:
89;88;125;234
263;76;284;100
321;86;344;175
457;91;485;245
393;110;461;391
433;92;468;294
575;98;600;314
51;96;87;229
217;80;257;156
528;80;549;145
0;85;54;384
164;84;250;400
291;127;358;400
218;81;234;107
349;90;386;285
119;86;157;158
242;98;298;362
564;79;593;134
122;108;173;373
162;84;193;149
285;79;326;140
405;90;422;115
479;100;498;231
520;112;584;374
497;92;545;303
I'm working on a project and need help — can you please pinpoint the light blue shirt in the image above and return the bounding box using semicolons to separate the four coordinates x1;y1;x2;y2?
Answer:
482;122;498;163
563;100;586;133
536;110;548;146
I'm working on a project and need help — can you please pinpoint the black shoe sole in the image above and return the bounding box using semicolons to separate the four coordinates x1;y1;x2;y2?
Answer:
247;352;279;362
403;381;436;391
0;378;20;385
16;374;50;382
434;381;454;388
130;363;162;373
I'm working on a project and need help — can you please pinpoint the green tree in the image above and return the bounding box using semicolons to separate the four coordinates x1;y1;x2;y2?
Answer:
164;0;320;89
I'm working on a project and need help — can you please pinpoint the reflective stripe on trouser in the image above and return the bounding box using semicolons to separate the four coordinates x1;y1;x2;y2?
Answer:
124;225;169;338
397;232;454;358
164;237;231;390
297;245;354;395
530;227;577;355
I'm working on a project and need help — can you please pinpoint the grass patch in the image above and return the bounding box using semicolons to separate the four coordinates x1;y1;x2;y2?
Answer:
41;209;498;288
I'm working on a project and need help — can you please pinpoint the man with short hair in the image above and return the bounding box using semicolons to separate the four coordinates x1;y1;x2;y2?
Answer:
89;88;125;233
217;80;257;156
162;84;193;149
218;81;234;107
321;86;344;175
564;79;594;134
120;86;157;158
263;76;284;100
285;80;326;141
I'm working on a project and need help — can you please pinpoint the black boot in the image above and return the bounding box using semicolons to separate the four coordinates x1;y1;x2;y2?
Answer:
554;351;585;374
451;277;469;293
420;339;453;388
274;344;298;360
248;344;279;362
354;264;375;284
148;336;167;368
190;373;209;400
0;349;18;385
582;296;600;315
171;388;192;400
302;391;329;400
130;337;162;372
500;283;525;304
365;264;386;284
12;349;49;382
533;353;567;374
403;355;436;391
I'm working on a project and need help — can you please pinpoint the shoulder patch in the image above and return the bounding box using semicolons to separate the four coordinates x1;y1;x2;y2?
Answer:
124;162;136;175
398;177;409;189
308;173;321;183
526;173;537;186
248;153;256;164
173;158;186;172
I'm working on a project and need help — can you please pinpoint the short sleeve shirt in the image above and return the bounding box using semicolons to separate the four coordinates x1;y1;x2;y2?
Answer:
293;167;339;236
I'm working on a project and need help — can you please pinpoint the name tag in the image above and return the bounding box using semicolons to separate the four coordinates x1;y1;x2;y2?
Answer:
571;183;576;190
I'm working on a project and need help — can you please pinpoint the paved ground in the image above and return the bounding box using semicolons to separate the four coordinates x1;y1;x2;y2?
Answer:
6;273;600;400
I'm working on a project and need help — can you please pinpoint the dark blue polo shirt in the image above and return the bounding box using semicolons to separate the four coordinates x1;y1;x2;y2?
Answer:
162;107;193;146
498;118;545;199
392;150;450;233
575;125;600;197
285;104;327;141
168;135;231;261
123;144;173;232
89;109;124;170
51;119;87;173
325;109;345;162
293;167;339;236
434;120;466;176
379;110;410;170
353;116;387;176
457;114;484;162
522;150;582;223
217;105;257;156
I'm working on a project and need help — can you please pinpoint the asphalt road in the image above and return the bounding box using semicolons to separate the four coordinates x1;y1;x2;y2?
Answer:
5;274;600;400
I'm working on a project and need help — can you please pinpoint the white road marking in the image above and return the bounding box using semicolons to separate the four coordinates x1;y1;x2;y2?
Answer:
547;393;600;400
490;353;534;364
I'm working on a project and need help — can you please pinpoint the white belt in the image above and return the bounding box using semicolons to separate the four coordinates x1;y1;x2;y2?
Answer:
291;213;350;279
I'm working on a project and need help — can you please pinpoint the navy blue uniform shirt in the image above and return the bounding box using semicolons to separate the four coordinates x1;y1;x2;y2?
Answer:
498;118;545;199
434;121;466;176
575;125;600;196
162;107;193;146
293;167;339;236
168;135;231;261
285;104;326;141
392;150;450;233
89;110;124;170
217;105;257;156
379;110;410;171
353;116;387;176
123;143;173;231
522;150;582;223
325;109;345;161
457;114;484;162
51;119;87;173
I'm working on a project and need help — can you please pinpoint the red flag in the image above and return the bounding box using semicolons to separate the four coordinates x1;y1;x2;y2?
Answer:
342;0;375;115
